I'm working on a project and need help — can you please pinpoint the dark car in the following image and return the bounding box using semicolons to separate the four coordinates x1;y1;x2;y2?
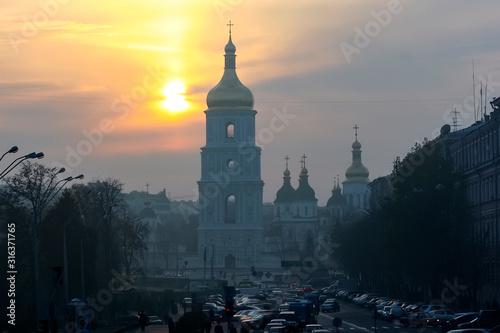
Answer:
322;299;340;312
459;310;500;330
148;315;164;325
442;313;478;332
241;310;278;331
400;312;439;328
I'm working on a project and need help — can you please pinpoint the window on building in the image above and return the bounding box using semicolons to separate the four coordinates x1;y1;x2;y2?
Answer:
226;123;234;138
226;159;235;169
225;195;236;224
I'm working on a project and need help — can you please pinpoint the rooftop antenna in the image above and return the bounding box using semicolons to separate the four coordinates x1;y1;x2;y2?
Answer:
451;108;461;132
485;82;488;119
473;60;477;122
480;81;483;121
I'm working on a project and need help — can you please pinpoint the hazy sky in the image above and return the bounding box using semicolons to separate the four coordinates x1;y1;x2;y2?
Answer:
1;0;499;205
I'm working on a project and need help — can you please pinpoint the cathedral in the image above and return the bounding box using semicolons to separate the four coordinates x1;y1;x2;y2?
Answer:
195;28;371;271
126;28;372;277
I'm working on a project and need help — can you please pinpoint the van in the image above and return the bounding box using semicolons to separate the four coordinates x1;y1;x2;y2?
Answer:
278;311;297;327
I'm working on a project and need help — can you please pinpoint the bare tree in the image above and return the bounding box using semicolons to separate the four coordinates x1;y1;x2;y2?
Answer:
4;161;70;327
118;210;148;276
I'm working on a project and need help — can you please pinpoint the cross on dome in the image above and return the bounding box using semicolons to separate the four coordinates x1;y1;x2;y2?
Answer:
354;124;359;141
227;21;234;35
301;154;307;169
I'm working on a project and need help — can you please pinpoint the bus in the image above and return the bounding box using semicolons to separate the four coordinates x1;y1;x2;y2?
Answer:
288;301;317;328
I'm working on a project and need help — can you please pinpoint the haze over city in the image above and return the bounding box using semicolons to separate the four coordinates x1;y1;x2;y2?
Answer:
1;0;499;204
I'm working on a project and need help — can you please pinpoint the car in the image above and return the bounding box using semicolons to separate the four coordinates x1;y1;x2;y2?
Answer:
458;310;500;330
268;326;287;333
322;299;340;312
303;285;314;293
311;330;331;333
447;330;491;333
264;322;285;333
272;288;283;296
430;309;458;325
381;306;399;321
442;313;479;332
233;309;256;323
147;315;164;325
278;311;298;328
182;297;192;307
387;307;406;321
241;310;278;331
400;312;439;328
279;303;289;312
421;304;448;313
304;324;324;333
269;318;287;326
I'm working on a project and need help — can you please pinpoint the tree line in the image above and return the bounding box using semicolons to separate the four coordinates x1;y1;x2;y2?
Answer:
334;140;486;310
0;162;149;331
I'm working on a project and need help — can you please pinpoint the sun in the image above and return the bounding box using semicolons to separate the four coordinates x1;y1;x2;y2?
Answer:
162;80;188;113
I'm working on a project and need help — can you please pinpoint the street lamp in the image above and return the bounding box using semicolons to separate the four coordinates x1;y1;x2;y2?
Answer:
0;146;18;162
62;188;90;304
0;151;44;179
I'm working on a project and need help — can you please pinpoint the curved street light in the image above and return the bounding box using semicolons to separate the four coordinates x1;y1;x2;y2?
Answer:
0;146;19;162
0;151;44;179
48;174;85;204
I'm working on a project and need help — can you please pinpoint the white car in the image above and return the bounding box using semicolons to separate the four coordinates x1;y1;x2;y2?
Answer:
269;318;287;326
272;288;283;296
304;324;324;333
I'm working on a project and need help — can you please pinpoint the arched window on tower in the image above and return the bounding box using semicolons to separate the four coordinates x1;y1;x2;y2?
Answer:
226;123;234;138
226;195;236;224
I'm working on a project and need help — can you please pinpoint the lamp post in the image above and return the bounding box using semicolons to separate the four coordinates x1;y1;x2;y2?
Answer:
0;145;18;162
0;151;44;179
80;216;86;301
0;148;46;330
62;187;90;304
63;214;82;304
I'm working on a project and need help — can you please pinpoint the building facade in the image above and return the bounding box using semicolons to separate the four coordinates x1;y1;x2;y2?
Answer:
445;102;500;305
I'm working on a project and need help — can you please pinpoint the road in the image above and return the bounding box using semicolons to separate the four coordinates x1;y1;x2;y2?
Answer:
318;299;442;333
128;299;444;333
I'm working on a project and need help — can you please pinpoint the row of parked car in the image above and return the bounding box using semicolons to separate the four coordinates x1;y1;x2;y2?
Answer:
334;289;500;331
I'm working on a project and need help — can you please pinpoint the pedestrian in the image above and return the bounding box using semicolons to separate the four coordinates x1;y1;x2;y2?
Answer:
204;320;212;333
209;308;215;323
138;311;148;332
214;323;223;333
168;316;175;333
171;302;178;315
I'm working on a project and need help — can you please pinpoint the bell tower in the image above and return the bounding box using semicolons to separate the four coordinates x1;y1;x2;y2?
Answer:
197;24;264;269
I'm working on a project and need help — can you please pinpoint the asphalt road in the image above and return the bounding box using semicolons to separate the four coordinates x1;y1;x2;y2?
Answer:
319;299;442;333
127;298;445;333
